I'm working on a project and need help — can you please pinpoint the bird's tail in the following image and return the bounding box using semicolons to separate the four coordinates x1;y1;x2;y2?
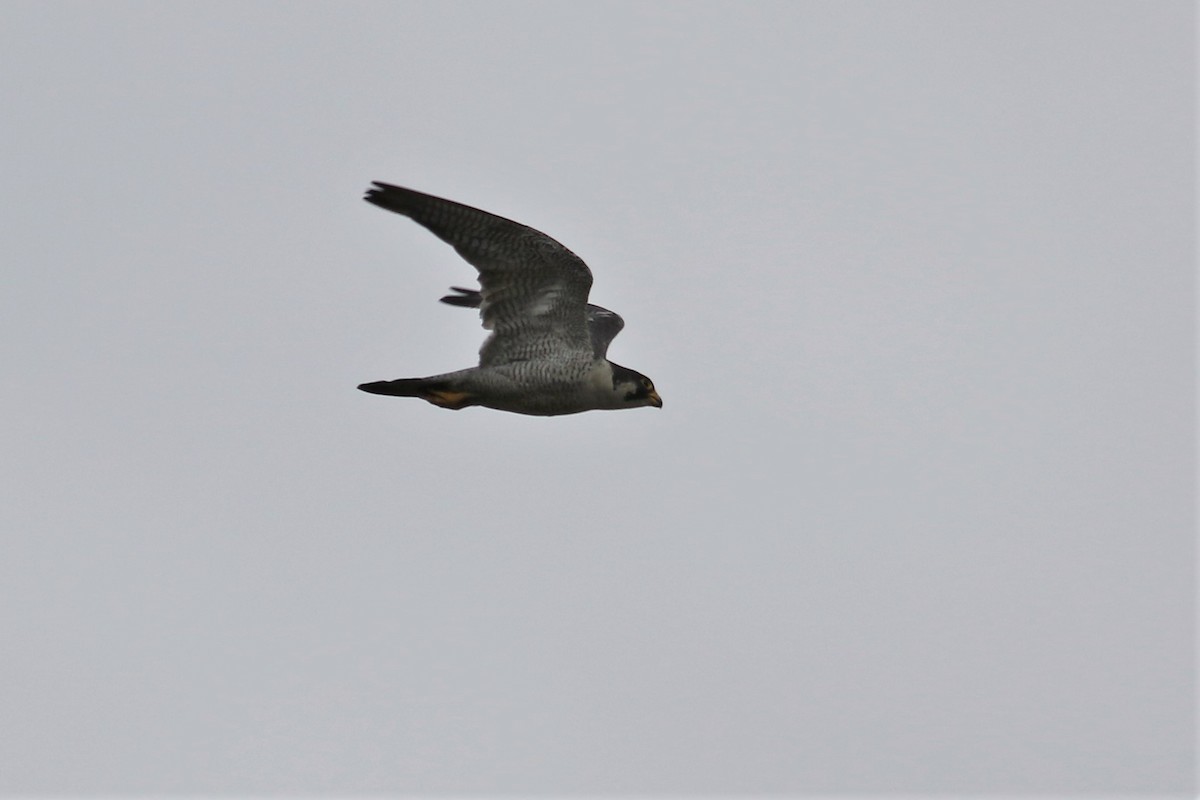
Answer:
357;377;476;410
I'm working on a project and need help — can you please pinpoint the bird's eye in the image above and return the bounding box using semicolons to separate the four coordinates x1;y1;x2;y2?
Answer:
642;379;653;389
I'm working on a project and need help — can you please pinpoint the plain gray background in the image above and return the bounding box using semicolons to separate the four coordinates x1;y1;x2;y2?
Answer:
1;0;1194;795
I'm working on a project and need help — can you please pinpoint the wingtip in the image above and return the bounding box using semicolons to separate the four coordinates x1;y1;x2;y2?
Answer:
363;180;399;204
439;286;482;308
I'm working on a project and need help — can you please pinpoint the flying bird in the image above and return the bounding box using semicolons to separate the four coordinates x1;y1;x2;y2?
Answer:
358;183;662;416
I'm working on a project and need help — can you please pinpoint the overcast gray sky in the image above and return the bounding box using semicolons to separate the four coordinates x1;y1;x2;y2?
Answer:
1;1;1194;796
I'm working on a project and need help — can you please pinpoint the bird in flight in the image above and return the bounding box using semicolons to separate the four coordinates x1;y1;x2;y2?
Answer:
358;183;662;416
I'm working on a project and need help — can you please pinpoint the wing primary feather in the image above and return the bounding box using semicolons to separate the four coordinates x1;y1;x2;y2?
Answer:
439;287;482;307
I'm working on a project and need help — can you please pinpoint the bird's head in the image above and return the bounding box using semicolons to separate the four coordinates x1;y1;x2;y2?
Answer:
609;363;663;409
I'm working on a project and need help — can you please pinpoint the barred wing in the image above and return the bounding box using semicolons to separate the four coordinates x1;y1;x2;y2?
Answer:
441;286;625;360
364;183;593;367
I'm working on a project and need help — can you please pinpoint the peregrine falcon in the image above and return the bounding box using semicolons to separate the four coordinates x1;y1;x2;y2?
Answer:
357;183;662;416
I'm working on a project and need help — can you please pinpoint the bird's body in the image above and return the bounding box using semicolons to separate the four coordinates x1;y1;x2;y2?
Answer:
357;183;661;416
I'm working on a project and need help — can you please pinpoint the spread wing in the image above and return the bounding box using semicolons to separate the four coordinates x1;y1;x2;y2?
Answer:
441;287;625;360
364;182;594;367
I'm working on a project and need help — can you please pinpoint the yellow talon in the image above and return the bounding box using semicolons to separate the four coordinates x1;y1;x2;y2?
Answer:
425;389;472;409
